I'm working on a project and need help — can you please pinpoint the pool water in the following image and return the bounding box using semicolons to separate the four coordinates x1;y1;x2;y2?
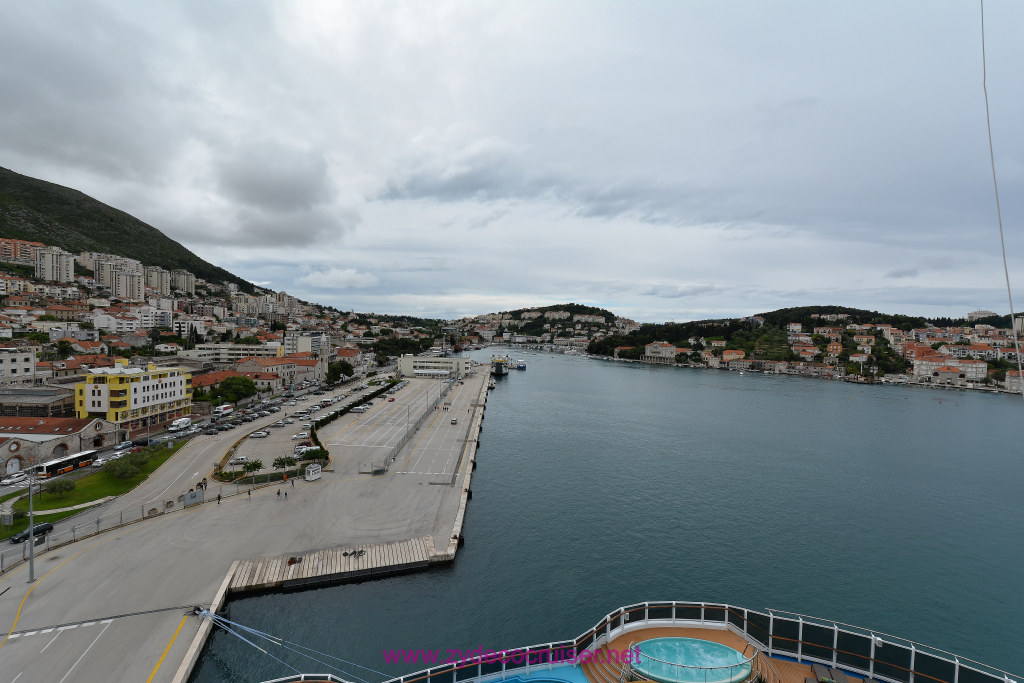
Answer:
634;638;752;683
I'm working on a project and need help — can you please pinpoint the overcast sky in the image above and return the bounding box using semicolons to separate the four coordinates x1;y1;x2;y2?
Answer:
3;1;1023;323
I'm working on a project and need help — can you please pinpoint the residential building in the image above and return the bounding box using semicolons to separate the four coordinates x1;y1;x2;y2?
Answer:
34;247;75;283
75;359;192;437
0;386;76;417
0;348;37;385
145;266;171;296
0;238;45;263
177;343;284;364
170;269;196;295
641;341;677;365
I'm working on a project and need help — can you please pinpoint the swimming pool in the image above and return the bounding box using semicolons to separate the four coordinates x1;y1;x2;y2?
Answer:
633;637;752;683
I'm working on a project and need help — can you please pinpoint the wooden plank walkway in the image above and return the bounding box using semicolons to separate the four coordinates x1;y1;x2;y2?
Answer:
227;537;432;594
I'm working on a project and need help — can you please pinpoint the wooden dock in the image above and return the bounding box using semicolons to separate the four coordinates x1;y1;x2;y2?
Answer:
227;537;432;594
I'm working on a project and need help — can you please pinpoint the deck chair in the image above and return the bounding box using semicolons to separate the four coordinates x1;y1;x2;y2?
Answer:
811;664;833;682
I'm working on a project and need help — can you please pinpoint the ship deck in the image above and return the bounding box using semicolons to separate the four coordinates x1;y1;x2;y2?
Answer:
582;626;816;683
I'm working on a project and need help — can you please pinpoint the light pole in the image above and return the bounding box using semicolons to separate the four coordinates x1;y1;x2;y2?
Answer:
27;458;36;583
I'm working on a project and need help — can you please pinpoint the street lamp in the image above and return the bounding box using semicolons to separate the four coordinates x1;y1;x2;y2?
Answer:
27;457;36;583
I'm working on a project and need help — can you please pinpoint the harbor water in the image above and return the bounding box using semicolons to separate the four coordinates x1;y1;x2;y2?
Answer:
190;350;1024;682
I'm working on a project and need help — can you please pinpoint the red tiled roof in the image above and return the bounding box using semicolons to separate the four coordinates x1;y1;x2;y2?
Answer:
0;417;94;433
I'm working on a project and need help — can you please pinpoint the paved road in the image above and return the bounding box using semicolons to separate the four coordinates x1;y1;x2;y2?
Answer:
0;369;486;683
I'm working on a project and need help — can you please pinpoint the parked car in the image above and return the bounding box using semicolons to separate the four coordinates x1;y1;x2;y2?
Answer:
10;522;53;544
204;429;219;435
292;432;309;440
451;418;458;425
227;456;248;466
91;457;108;467
249;431;270;438
271;421;285;428
114;441;133;451
1;472;28;486
284;417;295;424
388;397;395;402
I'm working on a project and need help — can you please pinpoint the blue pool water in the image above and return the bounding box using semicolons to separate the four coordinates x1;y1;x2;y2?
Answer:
635;638;751;683
496;664;591;683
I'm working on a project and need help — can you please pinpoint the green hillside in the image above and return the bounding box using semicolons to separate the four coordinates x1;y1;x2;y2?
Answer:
0;166;252;291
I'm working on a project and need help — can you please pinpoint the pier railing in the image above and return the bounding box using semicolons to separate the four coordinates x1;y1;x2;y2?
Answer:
381;601;1020;683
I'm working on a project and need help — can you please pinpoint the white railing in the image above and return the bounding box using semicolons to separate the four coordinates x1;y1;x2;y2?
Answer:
380;601;1021;683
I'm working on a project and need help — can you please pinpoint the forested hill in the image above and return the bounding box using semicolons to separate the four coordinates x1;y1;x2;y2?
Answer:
0;166;252;291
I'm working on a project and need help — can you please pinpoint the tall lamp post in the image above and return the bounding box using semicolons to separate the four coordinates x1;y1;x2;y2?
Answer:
27;456;36;583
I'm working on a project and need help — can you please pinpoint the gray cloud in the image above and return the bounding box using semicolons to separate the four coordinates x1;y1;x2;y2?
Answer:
217;144;332;212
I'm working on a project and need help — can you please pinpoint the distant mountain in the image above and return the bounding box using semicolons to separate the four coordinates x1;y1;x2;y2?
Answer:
0;166;251;291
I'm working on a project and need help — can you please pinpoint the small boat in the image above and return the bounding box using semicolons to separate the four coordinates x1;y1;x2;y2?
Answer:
516;360;526;370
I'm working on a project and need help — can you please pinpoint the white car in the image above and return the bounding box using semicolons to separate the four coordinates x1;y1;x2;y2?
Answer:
284;417;294;423
292;432;309;440
91;457;108;467
301;422;313;428
249;431;270;438
1;472;28;486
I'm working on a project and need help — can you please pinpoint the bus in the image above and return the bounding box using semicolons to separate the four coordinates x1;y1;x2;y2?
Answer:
35;450;98;478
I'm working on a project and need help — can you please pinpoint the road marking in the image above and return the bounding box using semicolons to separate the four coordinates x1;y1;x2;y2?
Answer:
21;631;36;637
11;673;23;682
40;628;53;634
58;619;111;683
146;614;188;683
60;624;78;630
80;621;95;627
40;630;61;653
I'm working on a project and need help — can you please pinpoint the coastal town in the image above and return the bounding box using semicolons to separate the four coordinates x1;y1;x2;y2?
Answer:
0;233;1022;480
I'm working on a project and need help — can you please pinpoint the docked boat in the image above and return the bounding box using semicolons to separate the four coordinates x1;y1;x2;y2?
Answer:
491;356;510;376
516;359;526;370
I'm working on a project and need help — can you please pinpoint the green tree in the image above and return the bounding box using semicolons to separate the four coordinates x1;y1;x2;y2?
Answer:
45;478;75;498
242;460;264;476
273;456;297;471
106;459;140;480
213;376;257;403
56;340;74;358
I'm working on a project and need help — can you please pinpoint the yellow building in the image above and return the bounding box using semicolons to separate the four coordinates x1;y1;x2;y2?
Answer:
76;359;192;437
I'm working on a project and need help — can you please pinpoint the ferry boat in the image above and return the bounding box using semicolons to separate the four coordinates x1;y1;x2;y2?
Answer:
491;356;510;376
257;600;1017;683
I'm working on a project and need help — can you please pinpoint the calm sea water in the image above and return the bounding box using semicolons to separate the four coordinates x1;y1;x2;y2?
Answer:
191;350;1024;682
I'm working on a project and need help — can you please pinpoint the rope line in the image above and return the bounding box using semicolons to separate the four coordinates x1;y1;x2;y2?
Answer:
980;0;1024;397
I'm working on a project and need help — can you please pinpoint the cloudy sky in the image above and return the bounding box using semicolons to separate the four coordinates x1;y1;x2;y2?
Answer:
3;1;1023;322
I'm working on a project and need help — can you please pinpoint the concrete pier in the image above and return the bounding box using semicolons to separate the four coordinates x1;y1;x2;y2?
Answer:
0;369;492;683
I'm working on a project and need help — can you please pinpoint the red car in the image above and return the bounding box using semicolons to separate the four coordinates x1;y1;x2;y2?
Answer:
388;397;395;402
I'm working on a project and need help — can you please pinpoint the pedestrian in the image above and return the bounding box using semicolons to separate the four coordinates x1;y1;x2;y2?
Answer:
217;493;221;505
290;478;294;488
248;489;251;500
277;489;281;499
284;491;288;500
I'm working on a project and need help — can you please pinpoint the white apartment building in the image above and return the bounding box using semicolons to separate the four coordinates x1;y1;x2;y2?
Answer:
284;332;330;357
0;348;37;385
35;247;75;283
145;266;171;296
177;342;284;364
170;269;195;295
112;270;145;301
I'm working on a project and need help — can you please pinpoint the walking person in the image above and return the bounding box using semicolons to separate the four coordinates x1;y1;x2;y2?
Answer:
217;493;221;505
277;489;281;499
248;489;251;501
284;491;288;500
290;478;294;488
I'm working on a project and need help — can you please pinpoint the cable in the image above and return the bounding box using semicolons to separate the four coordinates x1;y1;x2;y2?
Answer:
980;0;1024;397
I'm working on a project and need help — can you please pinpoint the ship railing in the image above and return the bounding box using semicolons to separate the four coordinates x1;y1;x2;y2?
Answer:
381;601;1021;683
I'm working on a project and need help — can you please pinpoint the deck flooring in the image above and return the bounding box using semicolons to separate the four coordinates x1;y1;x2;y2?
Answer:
227;536;432;594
